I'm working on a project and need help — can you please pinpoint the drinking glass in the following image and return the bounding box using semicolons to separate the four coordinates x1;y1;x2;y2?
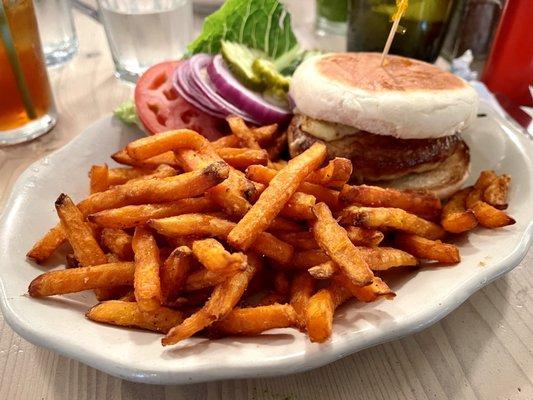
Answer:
0;0;57;145
97;0;194;83
347;0;456;63
34;0;78;66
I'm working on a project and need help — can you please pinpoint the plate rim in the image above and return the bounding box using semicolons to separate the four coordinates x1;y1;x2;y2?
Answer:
1;107;532;385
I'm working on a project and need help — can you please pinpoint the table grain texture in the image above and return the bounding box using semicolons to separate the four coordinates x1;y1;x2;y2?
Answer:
1;2;532;399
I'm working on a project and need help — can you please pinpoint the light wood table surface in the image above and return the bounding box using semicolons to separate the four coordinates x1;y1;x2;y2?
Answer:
1;3;532;399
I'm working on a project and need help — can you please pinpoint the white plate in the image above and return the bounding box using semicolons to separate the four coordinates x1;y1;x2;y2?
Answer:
0;102;532;385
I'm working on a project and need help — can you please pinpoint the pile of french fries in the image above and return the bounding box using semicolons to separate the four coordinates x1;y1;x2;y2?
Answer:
26;116;515;345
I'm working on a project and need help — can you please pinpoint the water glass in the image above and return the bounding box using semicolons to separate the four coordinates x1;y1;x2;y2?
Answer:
0;0;57;145
97;0;194;83
34;0;78;66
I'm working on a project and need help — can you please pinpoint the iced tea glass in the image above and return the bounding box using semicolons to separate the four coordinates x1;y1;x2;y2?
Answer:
0;0;57;145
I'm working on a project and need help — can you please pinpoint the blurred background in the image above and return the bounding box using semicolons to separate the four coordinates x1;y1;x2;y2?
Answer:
1;0;531;145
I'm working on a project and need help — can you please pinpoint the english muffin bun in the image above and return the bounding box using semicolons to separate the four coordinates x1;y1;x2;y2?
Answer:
289;52;478;139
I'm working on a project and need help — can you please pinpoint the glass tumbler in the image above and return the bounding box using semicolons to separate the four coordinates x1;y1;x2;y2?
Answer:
34;0;78;66
0;0;57;145
347;0;456;63
97;0;194;83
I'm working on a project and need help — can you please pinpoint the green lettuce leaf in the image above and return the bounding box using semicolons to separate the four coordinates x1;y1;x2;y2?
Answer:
188;0;298;59
114;99;141;128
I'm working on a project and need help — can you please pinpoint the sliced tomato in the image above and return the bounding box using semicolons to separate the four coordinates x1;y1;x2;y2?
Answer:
134;61;226;141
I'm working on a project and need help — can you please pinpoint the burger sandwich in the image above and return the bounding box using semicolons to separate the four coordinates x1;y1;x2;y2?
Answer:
288;52;478;198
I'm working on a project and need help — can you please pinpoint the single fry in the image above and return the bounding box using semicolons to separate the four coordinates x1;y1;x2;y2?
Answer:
216;147;269;169
149;214;294;264
112;149;179;168
296;247;416;271
88;197;215;229
305;283;351;343
340;184;442;220
226;115;261;149
162;253;260;345
55;194;108;267
89;164;109;194
87;301;183;333
28;262;134;297
339;206;445;240
334;275;395;303
132;227;162;312
27;225;66;263
228;142;327;250
441;188;478;233
312;202;374;286
290;272;315;328
483;174;510;209
101;228;133;260
466;171;515;228
212;304;297;335
306;158;352;189
192;238;246;273
308;261;336;279
161;246;192;304
252;123;278;143
345;226;384;247
394;233;460;264
126;129;205;160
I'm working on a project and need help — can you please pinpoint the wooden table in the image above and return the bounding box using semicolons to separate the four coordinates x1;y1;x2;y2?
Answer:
1;3;532;399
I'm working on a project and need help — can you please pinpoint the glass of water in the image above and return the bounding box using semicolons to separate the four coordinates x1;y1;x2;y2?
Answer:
97;0;193;83
34;0;78;66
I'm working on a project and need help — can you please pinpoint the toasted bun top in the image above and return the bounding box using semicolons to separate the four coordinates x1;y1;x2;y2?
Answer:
289;52;479;139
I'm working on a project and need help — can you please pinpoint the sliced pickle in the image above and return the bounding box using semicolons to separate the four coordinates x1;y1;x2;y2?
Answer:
220;41;265;91
252;58;291;92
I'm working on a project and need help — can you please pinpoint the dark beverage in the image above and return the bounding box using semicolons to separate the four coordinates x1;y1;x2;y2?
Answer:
348;0;456;63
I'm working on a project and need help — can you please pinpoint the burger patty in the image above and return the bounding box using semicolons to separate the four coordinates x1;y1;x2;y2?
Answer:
288;114;465;182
